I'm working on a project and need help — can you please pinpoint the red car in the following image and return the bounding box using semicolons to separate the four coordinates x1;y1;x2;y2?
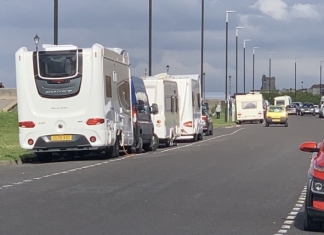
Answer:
300;141;324;231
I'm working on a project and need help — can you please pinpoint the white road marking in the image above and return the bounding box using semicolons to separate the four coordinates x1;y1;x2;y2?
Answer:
0;129;244;191
274;185;307;235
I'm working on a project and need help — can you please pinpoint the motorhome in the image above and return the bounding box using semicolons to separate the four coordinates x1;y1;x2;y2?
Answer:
130;76;159;152
171;74;203;141
235;93;264;124
142;73;181;146
273;95;292;107
15;43;136;161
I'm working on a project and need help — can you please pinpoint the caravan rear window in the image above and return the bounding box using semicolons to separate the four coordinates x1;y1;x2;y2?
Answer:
275;100;285;105
242;101;257;109
37;50;80;78
33;50;83;98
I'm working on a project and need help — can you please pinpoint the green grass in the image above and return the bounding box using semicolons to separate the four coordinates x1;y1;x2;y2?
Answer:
212;111;237;128
0;111;31;162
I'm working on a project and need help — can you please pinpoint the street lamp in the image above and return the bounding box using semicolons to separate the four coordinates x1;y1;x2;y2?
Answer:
295;57;299;101
201;0;205;96
243;39;251;93
301;81;304;90
203;72;206;100
235;26;244;94
34;34;40;51
149;0;152;76
269;52;273;93
252;47;260;94
166;65;169;74
320;61;324;95
54;0;58;45
225;10;236;123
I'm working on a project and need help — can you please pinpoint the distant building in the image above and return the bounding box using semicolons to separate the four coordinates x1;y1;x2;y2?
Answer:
308;84;324;95
260;74;276;92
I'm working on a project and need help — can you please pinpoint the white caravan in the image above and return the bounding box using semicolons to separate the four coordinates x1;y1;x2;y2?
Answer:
235;93;264;124
172;74;203;141
142;73;181;146
15;43;134;161
274;95;292;106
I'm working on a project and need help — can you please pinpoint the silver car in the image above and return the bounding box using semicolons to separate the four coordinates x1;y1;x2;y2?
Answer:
300;102;315;116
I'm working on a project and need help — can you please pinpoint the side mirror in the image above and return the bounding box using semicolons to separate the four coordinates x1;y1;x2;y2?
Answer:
137;100;145;113
151;103;159;115
299;142;320;152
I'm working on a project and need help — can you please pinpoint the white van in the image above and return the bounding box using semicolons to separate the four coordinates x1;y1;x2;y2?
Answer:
142;73;181;146
15;43;134;161
172;74;204;142
274;95;292;107
235;93;264;124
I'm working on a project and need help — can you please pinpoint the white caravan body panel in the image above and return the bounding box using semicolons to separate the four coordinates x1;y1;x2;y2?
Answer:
15;43;133;153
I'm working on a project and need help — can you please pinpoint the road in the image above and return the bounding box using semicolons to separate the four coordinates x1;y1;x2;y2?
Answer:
0;115;323;235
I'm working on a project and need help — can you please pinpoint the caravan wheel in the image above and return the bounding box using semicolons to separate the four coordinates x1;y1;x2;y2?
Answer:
106;137;120;158
192;134;198;142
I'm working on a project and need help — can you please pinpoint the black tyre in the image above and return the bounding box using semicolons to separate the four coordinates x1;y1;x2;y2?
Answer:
192;134;198;142
165;138;171;147
304;184;323;231
265;123;269;127
285;122;288;127
136;137;143;153
106;136;120;158
205;130;209;136
143;133;159;152
209;126;213;135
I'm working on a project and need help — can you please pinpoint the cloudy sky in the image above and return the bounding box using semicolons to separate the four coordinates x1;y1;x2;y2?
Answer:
1;0;324;94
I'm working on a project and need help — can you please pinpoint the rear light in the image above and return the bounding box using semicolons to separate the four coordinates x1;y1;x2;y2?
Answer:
28;139;34;145
157;120;161;124
267;116;271;118
184;121;193;127
202;115;207;121
19;121;35;128
132;105;137;125
238;113;241;116
86;118;104;125
90;136;96;143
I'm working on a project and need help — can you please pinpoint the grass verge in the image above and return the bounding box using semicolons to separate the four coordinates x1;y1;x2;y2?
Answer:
0;111;33;162
212;111;237;128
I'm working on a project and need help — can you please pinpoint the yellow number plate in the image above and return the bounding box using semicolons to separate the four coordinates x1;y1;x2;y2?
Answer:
51;135;72;141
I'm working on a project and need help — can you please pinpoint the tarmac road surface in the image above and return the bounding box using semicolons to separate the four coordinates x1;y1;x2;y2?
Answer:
0;115;323;235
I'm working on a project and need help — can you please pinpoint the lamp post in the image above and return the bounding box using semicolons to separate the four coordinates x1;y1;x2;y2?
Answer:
34;34;40;51
252;47;259;94
203;72;206;100
295;57;299;101
201;0;205;96
235;27;244;94
225;10;236;123
320;61;324;95
149;0;152;76
301;81;304;90
54;0;58;45
243;39;251;93
166;65;169;74
269;52;273;93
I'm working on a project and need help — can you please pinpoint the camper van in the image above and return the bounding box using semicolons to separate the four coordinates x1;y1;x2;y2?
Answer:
274;95;292;107
130;76;159;152
142;73;181;146
172;74;203;142
235;93;264;124
15;43;137;161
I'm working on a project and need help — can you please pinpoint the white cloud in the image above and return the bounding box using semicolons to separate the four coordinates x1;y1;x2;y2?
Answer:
291;4;320;20
251;0;288;21
251;0;321;21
